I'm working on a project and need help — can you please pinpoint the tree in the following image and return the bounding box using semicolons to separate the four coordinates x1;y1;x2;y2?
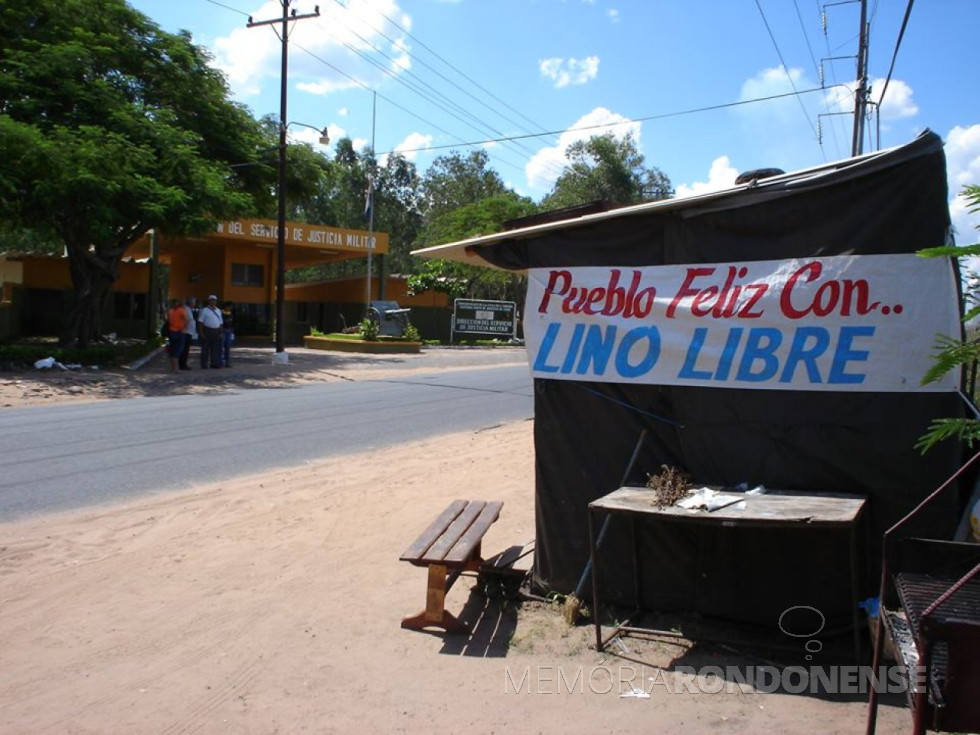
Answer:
416;192;536;249
374;152;424;275
403;150;528;303
320;142;424;277
408;193;536;303
917;183;980;452
541;132;673;211
0;1;271;346
284;139;423;282
419;149;508;220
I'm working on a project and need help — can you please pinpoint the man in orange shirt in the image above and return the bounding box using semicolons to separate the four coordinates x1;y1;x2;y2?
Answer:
166;300;187;373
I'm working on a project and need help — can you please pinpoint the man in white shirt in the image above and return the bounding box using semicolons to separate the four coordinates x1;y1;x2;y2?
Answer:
198;294;224;369
179;296;198;371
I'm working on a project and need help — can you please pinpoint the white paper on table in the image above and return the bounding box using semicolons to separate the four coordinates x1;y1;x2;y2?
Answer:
676;487;746;512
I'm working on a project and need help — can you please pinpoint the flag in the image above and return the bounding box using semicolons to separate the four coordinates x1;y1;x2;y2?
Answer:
363;176;374;222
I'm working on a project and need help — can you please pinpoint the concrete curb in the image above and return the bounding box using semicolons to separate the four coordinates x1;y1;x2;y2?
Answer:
123;345;166;371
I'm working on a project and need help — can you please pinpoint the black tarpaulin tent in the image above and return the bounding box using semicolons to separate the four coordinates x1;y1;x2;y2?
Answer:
412;130;966;629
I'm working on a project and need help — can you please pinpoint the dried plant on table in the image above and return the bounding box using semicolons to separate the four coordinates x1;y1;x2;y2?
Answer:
646;465;692;508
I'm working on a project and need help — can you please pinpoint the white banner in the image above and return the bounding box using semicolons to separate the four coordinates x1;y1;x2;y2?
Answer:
525;254;960;392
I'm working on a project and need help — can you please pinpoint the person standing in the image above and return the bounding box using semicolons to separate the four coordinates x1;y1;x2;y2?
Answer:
198;294;224;369
166;300;187;373
220;301;235;368
179;296;198;371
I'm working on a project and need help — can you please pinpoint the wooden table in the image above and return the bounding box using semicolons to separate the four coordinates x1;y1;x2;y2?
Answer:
588;486;868;659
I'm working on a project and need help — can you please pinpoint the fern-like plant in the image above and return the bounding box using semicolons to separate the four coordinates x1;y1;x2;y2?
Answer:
916;184;980;453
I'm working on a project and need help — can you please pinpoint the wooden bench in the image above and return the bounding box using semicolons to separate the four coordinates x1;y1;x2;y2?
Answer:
399;499;503;633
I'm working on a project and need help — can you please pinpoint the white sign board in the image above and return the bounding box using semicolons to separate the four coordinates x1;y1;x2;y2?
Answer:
453;299;517;338
524;254;959;392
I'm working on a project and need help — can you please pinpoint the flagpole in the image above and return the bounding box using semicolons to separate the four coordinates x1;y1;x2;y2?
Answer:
365;90;376;310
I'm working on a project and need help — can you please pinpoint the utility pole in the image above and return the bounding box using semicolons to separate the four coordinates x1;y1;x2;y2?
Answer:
248;2;320;363
365;91;376;308
851;0;869;156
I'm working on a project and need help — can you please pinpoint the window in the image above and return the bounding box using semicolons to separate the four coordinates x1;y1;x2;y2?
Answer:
235;302;271;336
296;302;309;323
112;292;147;320
231;263;264;287
132;293;147;320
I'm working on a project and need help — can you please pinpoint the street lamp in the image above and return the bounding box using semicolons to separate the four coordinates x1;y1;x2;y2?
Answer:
288;121;331;145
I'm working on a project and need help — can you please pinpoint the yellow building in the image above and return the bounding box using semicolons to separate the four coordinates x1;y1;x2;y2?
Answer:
1;218;450;342
0;252;151;339
121;217;396;342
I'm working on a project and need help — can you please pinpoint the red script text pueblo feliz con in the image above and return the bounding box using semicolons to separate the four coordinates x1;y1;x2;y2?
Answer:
527;259;932;389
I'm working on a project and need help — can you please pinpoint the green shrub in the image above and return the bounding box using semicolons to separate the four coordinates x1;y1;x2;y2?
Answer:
403;324;420;342
359;317;379;341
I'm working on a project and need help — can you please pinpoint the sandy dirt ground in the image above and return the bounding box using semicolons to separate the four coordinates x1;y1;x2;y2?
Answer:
0;346;908;734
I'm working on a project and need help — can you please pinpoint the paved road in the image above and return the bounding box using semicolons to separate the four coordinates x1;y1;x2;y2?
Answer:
0;364;533;521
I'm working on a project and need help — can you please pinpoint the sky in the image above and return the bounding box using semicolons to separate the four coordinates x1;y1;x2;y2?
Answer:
128;0;980;242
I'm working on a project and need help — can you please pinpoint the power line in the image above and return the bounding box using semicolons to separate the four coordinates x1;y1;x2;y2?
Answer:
753;0;822;147
795;0;844;159
290;44;535;179
291;43;457;143
330;0;566;179
198;0;560;182
337;0;571;179
359;0;552;138
794;0;822;78
203;0;249;17
321;12;552;173
817;0;852;159
386;85;843;156
335;0;550;139
875;0;914;111
202;2;847;180
223;0;546;178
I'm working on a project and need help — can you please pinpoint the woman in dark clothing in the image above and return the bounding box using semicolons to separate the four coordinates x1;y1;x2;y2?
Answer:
220;301;235;367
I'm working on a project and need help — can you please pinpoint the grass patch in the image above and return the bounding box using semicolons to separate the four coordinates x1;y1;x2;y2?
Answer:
0;337;160;370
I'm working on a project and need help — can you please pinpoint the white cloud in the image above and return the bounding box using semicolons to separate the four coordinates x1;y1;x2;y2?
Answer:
735;65;841;169
212;20;277;97
607;9;621;23
822;83;853;115
393;131;433;161
296;80;334;96
739;65;809;124
212;0;409;100
328;124;348;145
872;78;918;120
823;77;918;123
675;156;739;198
946;124;980;245
525;107;640;191
539;56;600;89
